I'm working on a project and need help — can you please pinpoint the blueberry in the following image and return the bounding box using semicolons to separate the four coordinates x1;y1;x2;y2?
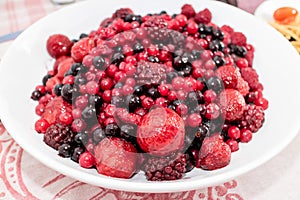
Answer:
105;124;120;137
127;95;141;112
42;74;53;86
74;133;88;145
58;144;72;158
212;29;224;40
54;84;63;96
61;84;74;102
74;75;87;85
213;55;226;67
79;33;88;39
160;10;167;15
204;26;214;35
92;128;106;144
81;106;96;119
209;40;224;52
133;85;145;96
206;76;224;93
71;146;85;163
92;56;105;69
235;46;247;57
198;23;206;34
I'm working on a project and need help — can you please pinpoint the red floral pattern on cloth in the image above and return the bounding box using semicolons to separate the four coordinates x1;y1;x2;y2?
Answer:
0;123;244;200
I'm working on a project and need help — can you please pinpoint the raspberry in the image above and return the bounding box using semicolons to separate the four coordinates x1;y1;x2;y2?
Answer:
136;61;167;85
56;57;74;79
46;34;73;59
43;123;74;150
215;65;240;89
245;51;254;67
231;32;247;46
71;38;95;62
143;16;168;28
42;97;72;125
181;4;196;18
236;77;250;96
219;89;246;121
143;153;187;181
94;137;137;179
238;104;265;133
53;56;69;75
197;134;231;170
112;8;134;19
137;107;185;156
220;25;234;35
194;8;212;24
240;67;259;90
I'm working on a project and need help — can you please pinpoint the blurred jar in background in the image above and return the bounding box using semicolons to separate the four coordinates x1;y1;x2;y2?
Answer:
217;0;266;13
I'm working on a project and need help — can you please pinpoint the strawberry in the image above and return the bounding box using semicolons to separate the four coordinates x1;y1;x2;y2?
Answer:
181;4;196;18
240;67;259;90
42;97;72;125
94;137;137;179
219;89;246;121
137;107;185;156
56;57;74;79
194;8;212;24
71;38;95;62
197;134;231;170
215;65;240;89
46;34;73;59
231;32;247;46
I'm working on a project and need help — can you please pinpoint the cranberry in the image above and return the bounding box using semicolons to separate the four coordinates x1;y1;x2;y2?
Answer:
201;50;213;60
198;38;208;49
75;96;88;109
204;59;216;70
106;65;119;78
167;91;177;101
104;104;116;117
125;56;137;64
203;89;217;103
155;97;168;107
187;21;198;34
158;84;169;96
205;103;220;119
35;104;45;116
236;58;248;68
62;76;74;85
176;90;187;100
227;126;240;139
147;45;159;56
72;119;86;132
226;139;239;152
72;108;82;119
175;14;187;27
34;118;50;133
59;112;73;125
86;81;100;95
102;90;112;102
114;71;126;82
192;68;204;79
225;57;234;65
125;78;136;87
35;85;46;94
254;97;268;110
79;152;95;168
240;129;253;143
122;85;134;95
100;78;114;90
142;97;154;109
184;77;197;91
196;80;205;91
172;76;184;90
176;104;188;115
135;107;147;117
187;113;202;127
103;118;116;127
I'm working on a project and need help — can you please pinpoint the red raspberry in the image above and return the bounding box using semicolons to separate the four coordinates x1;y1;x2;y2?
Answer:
238;104;265;133
45;76;60;92
137;107;185;156
245;51;254;67
219;89;246;121
194;8;212;24
53;56;69;75
231;32;247;46
42;97;72;125
46;34;73;59
220;25;234;35
94;137;137;179
71;38;95;62
240;67;259;90
236;77;250;96
112;8;134;19
181;4;196;18
197;134;231;170
215;65;240;89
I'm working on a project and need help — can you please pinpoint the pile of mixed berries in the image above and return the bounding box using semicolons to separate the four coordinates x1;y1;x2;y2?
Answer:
31;4;268;181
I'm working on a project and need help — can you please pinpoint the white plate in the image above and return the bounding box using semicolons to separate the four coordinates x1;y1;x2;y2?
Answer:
254;0;300;22
1;0;300;193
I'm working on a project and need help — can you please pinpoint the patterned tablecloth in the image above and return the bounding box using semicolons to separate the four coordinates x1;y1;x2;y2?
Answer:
1;0;300;199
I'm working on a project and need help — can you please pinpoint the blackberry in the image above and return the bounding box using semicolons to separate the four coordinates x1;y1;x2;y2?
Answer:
105;123;120;137
71;146;85;162
42;74;53;86
143;153;187;181
204;26;214;35
44;124;74;150
237;104;265;133
143;16;168;28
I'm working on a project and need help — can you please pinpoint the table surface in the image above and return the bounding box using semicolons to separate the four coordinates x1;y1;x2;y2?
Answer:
1;0;300;199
